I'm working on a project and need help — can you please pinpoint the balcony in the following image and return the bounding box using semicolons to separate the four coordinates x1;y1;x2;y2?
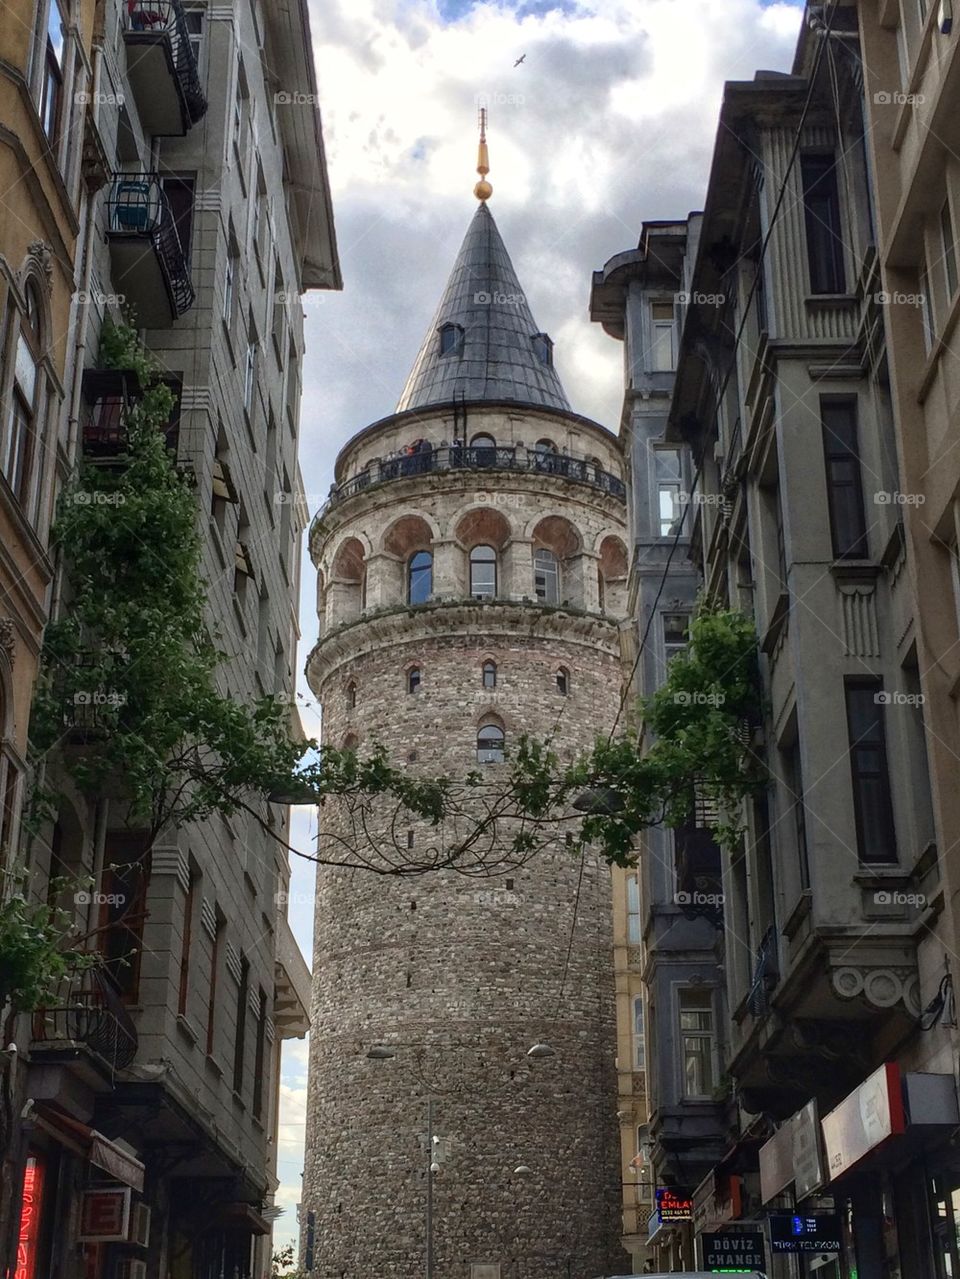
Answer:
106;174;195;326
122;0;207;136
318;443;626;522
80;367;180;460
31;967;138;1083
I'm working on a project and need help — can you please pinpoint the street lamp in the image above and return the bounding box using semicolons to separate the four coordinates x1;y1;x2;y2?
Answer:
526;1042;556;1059
571;786;625;814
366;1045;397;1060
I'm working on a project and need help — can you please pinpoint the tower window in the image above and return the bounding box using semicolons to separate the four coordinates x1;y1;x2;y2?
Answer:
477;723;505;764
482;660;497;688
439;323;464;356
556;667;569;695
346;681;357;709
531;332;553;366
470;544;497;599
408;550;433;604
655;449;683;537
407;667;422;694
535;438;558;455
650;302;676;372
534;548;560;604
800;152;846;295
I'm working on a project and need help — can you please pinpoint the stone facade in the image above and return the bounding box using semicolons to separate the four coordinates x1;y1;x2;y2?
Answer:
302;219;629;1275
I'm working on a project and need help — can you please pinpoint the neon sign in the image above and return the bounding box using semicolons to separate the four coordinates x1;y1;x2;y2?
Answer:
15;1157;44;1279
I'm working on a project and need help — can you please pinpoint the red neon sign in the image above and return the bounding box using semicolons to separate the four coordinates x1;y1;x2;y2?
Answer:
15;1157;44;1279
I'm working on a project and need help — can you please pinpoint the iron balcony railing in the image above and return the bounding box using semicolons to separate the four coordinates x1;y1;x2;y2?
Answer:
123;0;207;123
747;925;780;1018
325;444;627;511
107;173;195;317
32;966;138;1073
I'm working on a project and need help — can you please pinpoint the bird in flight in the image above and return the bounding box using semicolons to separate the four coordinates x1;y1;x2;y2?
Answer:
514;54;526;66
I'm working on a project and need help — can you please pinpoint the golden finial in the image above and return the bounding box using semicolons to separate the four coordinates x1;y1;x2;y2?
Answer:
474;106;492;201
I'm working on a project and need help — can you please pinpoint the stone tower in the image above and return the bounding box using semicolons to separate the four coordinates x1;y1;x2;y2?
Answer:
302;192;630;1279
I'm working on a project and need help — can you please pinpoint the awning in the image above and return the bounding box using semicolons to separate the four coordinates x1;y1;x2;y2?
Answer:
31;1103;145;1192
218;1203;270;1236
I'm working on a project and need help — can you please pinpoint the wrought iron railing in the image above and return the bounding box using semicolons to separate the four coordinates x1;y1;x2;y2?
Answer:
747;925;780;1018
32;966;138;1073
324;444;626;512
123;0;207;122
107;173;195;316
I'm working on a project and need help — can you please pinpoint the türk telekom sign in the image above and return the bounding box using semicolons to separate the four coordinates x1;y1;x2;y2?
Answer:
821;1062;905;1180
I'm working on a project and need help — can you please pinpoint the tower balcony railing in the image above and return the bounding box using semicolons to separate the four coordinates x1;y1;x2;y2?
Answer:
319;444;626;519
106;174;195;326
122;0;207;136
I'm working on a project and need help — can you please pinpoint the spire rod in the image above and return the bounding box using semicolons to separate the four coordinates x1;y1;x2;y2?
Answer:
474;107;492;202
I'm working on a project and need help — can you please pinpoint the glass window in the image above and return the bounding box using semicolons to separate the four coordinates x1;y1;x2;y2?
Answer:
41;0;66;145
482;661;496;689
556;667;569;695
532;332;553;365
470;544;497;598
439;324;463;356
534;548;560;604
3;304;41;510
655;449;682;536
407;667;421;694
408;550;432;604
845;679;897;863
942;198;958;300
626;872;641;944
535;438;557;454
650;301;676;371
477;723;505;764
346;682;357;709
801;153;846;294
243;335;257;410
662;613;688;668
679;988;715;1096
821;398;868;558
632;995;645;1070
920;260;936;350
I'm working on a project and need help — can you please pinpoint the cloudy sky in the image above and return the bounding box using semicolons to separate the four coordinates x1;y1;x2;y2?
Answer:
274;0;805;1253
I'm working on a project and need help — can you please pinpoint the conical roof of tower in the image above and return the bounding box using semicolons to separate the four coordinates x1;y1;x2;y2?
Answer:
396;202;571;414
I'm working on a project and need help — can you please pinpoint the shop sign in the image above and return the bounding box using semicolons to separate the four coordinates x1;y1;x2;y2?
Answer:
15;1157;44;1279
693;1170;743;1233
821;1061;905;1181
759;1122;793;1203
699;1229;766;1272
655;1187;693;1222
793;1100;825;1198
79;1187;131;1242
768;1212;841;1253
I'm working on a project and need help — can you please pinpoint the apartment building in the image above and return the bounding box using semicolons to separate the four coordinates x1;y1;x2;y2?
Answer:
590;219;726;1272
647;4;957;1275
2;2;337;1277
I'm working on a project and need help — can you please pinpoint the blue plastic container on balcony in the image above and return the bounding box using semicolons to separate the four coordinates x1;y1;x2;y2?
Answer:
111;180;157;233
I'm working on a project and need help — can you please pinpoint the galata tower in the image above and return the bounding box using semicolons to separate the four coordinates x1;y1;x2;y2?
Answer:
301;131;630;1279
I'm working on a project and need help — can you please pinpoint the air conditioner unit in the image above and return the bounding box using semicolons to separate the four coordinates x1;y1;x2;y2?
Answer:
129;1203;151;1248
117;1261;146;1279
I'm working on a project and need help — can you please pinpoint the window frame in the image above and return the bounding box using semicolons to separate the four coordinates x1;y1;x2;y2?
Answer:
844;677;898;864
800;151;847;295
482;660;496;689
632;994;645;1071
626;872;641;945
469;543;497;599
408;550;433;604
407;666;422;695
677;986;717;1099
942;196;959;302
654;448;683;538
821;397;868;559
533;547;560;604
232;952;250;1095
556;667;569;696
649;300;676;372
477;723;505;764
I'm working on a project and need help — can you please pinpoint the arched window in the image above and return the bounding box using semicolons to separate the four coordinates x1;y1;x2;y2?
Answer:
439;323;463;356
482;660;497;689
470;433;496;466
534;548;560;604
535;438;557;455
471;433;496;449
407;666;421;694
408;550;432;604
469;544;497;599
477;723;505;764
633;995;645;1070
556;667;569;696
346;681;357;709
